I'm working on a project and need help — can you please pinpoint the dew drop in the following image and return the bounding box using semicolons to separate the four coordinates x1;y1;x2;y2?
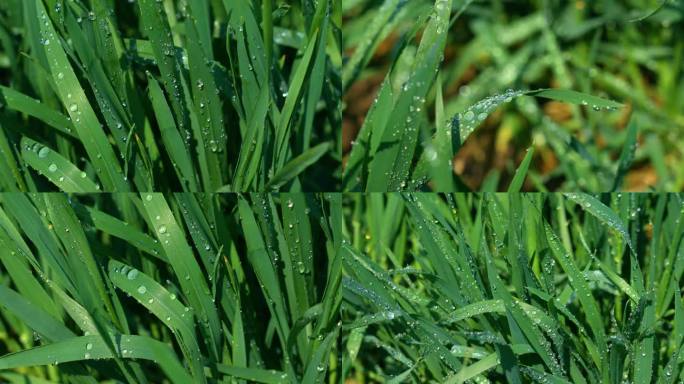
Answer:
48;163;58;172
158;225;167;234
137;285;147;294
127;269;139;280
38;146;50;158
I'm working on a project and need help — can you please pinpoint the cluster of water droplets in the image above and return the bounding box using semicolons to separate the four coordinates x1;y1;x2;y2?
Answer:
452;89;525;142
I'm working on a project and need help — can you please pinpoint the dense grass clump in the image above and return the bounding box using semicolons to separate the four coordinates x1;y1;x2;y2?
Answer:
0;193;341;383
0;0;341;192
342;0;684;191
343;193;684;383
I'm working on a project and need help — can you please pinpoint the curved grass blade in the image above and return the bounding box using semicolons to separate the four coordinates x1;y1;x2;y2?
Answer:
452;88;621;148
266;142;331;190
452;89;525;144
0;86;76;138
528;89;622;109
108;260;205;384
445;352;498;384
0;335;192;384
564;193;633;252
83;207;165;261
0;284;73;342
21;137;98;192
629;0;669;22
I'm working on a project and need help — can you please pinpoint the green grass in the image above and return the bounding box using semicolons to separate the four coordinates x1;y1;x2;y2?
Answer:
342;193;684;383
0;0;341;192
342;0;684;191
0;193;341;383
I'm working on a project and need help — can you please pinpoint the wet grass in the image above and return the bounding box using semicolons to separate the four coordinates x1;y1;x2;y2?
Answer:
0;0;341;192
342;193;684;383
342;0;684;191
0;193;341;383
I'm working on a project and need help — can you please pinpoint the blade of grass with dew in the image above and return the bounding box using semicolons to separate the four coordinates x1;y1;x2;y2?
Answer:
236;195;294;377
544;221;608;369
280;194;314;319
446;352;499;384
81;205;165;262
215;364;289;384
27;0;128;191
365;0;452;191
564;193;635;254
430;72;455;191
62;8;151;191
0;285;101;383
341;0;402;90
107;260;205;383
44;194;120;324
342;77;394;191
299;10;329;153
20;137;98;192
232;85;269;191
274;27;321;170
140;193;222;363
0;227;60;319
527;88;623;110
0;194;75;293
0;335;192;384
184;16;226;188
147;75;199;191
0;86;76;138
